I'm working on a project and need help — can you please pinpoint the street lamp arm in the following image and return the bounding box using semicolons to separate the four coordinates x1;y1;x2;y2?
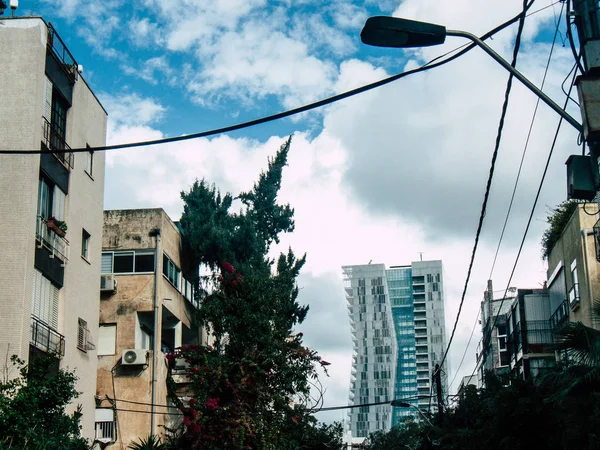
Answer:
446;29;583;133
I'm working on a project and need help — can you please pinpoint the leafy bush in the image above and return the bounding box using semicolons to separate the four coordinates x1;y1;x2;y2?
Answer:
541;200;578;260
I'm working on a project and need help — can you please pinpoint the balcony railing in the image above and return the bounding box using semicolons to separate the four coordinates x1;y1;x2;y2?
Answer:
568;283;580;310
36;215;69;262
42;117;74;170
30;316;65;356
550;300;570;332
46;23;78;84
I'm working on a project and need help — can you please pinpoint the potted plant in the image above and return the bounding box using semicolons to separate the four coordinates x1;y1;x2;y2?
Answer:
46;216;67;237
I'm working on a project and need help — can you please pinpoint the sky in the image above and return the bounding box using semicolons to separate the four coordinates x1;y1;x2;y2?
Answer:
21;0;583;425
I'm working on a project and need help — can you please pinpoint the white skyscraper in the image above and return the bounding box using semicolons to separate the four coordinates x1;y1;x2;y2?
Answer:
343;261;448;438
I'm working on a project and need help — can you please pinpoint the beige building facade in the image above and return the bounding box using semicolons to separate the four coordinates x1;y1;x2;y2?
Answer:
96;209;201;447
0;17;107;440
546;203;600;332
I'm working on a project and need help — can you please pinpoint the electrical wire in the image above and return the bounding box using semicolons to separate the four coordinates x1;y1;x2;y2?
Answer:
566;0;586;74
112;396;435;417
435;0;532;378
0;3;547;156
447;308;481;393
473;50;579;389
489;0;564;280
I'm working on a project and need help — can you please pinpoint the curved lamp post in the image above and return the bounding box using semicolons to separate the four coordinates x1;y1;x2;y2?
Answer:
360;16;583;133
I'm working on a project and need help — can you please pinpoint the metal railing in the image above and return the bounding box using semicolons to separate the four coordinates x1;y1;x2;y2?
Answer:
550;300;570;331
42;117;74;170
594;217;600;262
46;23;78;84
30;316;65;356
36;215;69;262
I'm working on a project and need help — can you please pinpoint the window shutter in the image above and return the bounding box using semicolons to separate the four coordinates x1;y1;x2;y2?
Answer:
101;253;113;274
52;187;66;221
98;325;116;355
43;77;53;122
31;270;59;329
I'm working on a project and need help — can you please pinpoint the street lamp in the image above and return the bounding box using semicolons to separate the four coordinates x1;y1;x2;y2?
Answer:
360;16;583;133
390;400;434;428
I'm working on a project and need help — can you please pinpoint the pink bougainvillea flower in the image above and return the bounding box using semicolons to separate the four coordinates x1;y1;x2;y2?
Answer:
320;360;331;366
291;416;298;424
223;261;235;273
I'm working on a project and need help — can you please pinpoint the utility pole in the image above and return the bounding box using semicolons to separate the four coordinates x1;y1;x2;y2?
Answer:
570;0;600;201
433;363;443;425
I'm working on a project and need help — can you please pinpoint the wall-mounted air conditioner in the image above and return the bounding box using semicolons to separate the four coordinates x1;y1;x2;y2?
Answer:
121;349;147;366
100;274;117;292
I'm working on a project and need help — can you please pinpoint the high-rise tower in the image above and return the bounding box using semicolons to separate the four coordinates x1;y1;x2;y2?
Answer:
343;261;447;438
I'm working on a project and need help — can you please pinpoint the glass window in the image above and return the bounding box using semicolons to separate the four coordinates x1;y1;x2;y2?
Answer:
135;253;154;272
114;252;134;273
81;229;91;259
85;146;94;176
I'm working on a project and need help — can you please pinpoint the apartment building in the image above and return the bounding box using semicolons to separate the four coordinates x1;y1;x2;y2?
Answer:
96;209;202;447
546;203;600;334
0;17;106;439
343;261;447;438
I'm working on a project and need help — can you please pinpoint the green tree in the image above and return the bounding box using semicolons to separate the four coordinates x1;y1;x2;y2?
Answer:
170;136;340;449
0;354;88;450
541;200;578;259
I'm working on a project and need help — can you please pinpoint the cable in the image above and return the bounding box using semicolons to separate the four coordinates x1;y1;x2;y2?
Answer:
447;308;480;393
566;0;586;74
436;0;532;377
113;396;435;417
1;4;543;156
474;50;579;389
489;0;564;280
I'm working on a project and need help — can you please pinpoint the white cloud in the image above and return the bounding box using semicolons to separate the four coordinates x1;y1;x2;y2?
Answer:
101;93;166;128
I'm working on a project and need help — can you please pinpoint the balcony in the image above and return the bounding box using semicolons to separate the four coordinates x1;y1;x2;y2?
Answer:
42;117;74;170
568;283;580;310
46;23;79;84
30;316;65;356
549;300;570;332
36;215;69;262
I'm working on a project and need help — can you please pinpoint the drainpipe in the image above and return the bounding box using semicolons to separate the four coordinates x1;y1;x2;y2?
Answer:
149;228;161;436
581;229;594;327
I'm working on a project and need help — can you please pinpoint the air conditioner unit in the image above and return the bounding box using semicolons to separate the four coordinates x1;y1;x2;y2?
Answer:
121;349;147;366
100;274;117;292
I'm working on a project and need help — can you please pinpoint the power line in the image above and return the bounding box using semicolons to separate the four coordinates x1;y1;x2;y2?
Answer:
489;0;564;280
112;396;435;417
0;3;548;156
467;49;580;389
447;308;480;393
436;0;532;376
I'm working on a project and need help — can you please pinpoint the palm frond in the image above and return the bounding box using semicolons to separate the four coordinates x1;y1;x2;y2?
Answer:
554;321;600;366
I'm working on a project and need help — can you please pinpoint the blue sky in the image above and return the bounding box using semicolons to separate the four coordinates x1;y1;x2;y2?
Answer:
14;0;583;426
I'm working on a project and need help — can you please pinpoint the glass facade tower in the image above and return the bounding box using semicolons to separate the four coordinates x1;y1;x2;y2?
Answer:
343;261;447;438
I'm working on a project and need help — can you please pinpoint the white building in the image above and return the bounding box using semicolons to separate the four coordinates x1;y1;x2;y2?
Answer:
0;16;107;440
343;261;447;438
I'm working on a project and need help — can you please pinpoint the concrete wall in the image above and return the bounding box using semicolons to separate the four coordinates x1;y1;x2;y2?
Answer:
99;209;199;447
547;204;600;328
0;17;46;372
0;17;107;440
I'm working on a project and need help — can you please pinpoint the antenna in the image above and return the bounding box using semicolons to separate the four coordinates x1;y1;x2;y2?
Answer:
418;252;424;261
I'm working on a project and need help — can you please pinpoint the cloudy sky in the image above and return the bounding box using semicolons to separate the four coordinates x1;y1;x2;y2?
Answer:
29;0;581;424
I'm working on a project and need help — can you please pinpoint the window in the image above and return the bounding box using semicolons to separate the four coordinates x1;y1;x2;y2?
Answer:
98;324;116;356
95;409;115;442
85;145;93;176
77;318;88;352
51;89;68;151
163;253;180;289
102;251;155;274
81;229;90;260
